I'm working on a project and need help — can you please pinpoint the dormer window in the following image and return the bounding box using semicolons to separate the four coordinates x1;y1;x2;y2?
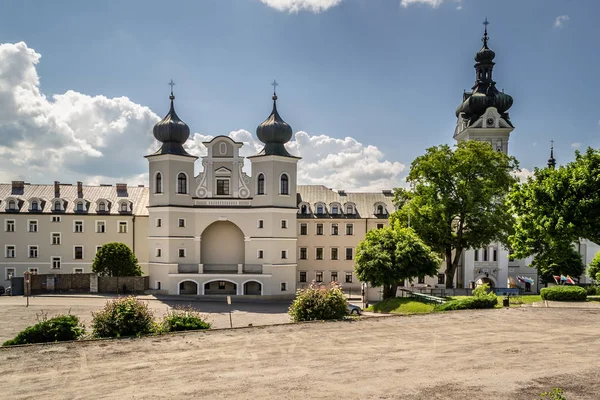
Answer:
120;202;129;212
156;172;163;194
31;201;39;211
301;204;308;214
177;173;187;194
54;200;62;211
316;205;324;215
98;202;106;212
332;205;339;214
76;202;84;212
280;174;289;195
8;200;16;210
376;204;385;215
346;204;354;214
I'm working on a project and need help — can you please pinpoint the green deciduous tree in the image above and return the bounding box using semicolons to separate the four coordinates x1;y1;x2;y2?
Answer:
391;141;519;288
354;225;441;299
509;148;600;260
587;251;600;283
92;242;141;277
529;245;585;284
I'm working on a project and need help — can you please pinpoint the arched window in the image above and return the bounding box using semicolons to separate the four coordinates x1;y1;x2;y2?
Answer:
54;200;61;211
376;205;384;215
316;205;324;215
257;174;265;195
120;202;129;212
177;173;187;194
301;204;307;214
280;174;289;195
8;200;16;210
98;202;106;212
346;205;354;214
155;172;163;194
76;202;84;211
31;201;38;211
332;205;339;214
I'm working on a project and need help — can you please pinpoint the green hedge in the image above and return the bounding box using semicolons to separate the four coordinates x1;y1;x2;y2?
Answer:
3;314;85;346
288;283;348;322
585;286;599;296
92;296;155;338
160;307;211;332
437;296;497;311
540;285;587;301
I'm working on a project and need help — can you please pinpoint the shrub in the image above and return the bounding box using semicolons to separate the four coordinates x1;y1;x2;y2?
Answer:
92;296;155;338
3;313;84;346
438;283;498;311
288;282;348;322
540;285;587;302
540;388;567;400
160;307;211;332
585;286;599;296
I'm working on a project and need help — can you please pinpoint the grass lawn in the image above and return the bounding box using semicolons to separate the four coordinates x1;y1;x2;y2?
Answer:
587;296;600;302
366;297;436;314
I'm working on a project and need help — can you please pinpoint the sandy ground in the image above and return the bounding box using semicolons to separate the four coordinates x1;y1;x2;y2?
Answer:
1;306;599;399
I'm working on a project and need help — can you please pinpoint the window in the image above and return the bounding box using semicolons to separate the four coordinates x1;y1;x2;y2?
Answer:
315;271;323;283
345;248;353;261
483;248;488;262
74;221;84;233
299;271;307;283
177;173;187;194
216;179;229;195
331;248;339;260
120;202;129;212
377;223;384;229
178;249;186;258
493;249;498;262
474;249;479;262
52;216;61;223
281;250;287;259
76;202;84;212
52;257;61;270
438;274;446;285
96;221;106;233
179;218;186;228
54;200;62;211
156;248;162;257
8;200;16;210
31;201;39;211
331;223;339;236
258;250;264;259
346;205;354;214
156;218;162;227
257;174;265;195
376;205;385;215
316;223;324;235
5;220;15;232
331;205;339;214
316;205;324;215
418;276;425;284
345;223;354;235
98;202;106;212
74;268;84;274
330;271;338;282
218;281;226;290
5;268;15;280
52;233;61;245
28;220;38;232
280;174;289;195
281;220;287;229
280;282;287;291
299;247;307;260
96;246;102;254
155;172;163;194
300;223;307;235
29;246;38;258
345;272;353;283
258;220;264;229
300;204;308;214
316;248;324;260
118;221;128;233
74;246;83;260
29;268;38;274
5;246;15;258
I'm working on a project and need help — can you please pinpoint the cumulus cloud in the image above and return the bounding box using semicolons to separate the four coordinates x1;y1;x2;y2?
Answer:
513;168;534;183
0;41;405;191
259;0;342;13
185;130;406;191
401;0;445;8
554;15;569;28
571;142;581;149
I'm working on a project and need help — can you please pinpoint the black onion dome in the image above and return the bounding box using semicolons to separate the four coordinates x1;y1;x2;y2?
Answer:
255;94;294;157
151;94;192;157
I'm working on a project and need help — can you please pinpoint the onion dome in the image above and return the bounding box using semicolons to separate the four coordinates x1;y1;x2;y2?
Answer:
475;24;496;63
151;89;192;157
255;82;294;157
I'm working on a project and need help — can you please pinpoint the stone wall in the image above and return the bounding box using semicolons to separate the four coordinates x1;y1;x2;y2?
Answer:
29;274;148;294
98;276;149;294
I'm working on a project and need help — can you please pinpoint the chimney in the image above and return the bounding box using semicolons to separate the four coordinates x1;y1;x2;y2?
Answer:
337;189;346;196
54;181;60;198
77;181;83;198
116;183;127;195
11;181;24;194
382;190;393;196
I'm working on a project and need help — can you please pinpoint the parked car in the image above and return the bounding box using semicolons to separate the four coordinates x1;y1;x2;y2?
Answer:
347;303;362;315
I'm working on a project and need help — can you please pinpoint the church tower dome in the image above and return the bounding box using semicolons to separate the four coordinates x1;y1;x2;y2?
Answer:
152;82;191;156
255;80;294;157
547;141;556;169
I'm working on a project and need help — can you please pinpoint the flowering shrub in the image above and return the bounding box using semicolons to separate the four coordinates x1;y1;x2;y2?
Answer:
288;282;348;322
92;296;155;338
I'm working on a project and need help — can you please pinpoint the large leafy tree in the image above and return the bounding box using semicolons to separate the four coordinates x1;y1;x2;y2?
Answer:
529;244;586;284
354;225;441;299
509;148;600;261
391;141;519;288
92;242;142;277
587;251;600;283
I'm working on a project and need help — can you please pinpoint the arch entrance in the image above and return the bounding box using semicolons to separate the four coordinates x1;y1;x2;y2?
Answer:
243;281;262;295
179;280;199;295
201;221;245;272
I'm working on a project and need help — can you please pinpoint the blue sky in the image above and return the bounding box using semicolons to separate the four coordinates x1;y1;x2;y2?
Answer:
0;0;597;189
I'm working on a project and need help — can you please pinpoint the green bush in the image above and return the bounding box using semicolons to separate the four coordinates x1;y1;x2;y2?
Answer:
160;307;211;332
585;286;599;296
92;296;155;338
288;282;348;322
3;313;84;346
438;283;498;311
540;285;587;302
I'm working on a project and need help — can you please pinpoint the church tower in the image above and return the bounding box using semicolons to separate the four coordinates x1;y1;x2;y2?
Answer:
454;19;514;154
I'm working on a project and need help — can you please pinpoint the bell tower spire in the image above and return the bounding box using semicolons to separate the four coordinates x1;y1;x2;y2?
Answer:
547;140;556;169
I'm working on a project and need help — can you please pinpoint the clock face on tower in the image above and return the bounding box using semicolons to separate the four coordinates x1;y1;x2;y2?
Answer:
486;118;494;127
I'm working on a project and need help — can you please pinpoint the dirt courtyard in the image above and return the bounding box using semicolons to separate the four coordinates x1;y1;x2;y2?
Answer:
1;307;599;399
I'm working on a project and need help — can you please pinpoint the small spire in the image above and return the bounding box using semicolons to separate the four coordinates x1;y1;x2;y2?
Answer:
547;140;556;169
482;17;489;46
168;79;176;100
271;79;279;101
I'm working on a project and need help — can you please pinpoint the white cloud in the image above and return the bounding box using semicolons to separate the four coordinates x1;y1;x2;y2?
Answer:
401;0;445;8
0;41;405;191
571;142;581;149
554;15;569;28
259;0;342;13
513;168;534;183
